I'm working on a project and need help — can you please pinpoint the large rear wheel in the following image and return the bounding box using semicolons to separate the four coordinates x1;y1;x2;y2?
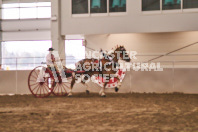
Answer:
28;66;55;98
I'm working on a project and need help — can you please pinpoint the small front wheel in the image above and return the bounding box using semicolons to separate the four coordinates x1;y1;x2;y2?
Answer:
52;76;72;96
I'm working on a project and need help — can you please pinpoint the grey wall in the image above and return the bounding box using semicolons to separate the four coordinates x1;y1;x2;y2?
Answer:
60;0;198;35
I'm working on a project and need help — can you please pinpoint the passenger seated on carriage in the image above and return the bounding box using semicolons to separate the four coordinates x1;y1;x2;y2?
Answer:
46;48;60;79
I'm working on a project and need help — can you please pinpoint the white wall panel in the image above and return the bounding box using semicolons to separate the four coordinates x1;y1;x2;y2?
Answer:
2;19;50;31
0;71;16;94
2;30;50;41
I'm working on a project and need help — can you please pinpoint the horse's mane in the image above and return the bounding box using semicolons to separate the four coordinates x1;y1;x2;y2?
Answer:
112;45;125;51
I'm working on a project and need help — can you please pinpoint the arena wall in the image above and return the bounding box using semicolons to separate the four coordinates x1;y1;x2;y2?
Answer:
0;68;198;95
1;32;198;95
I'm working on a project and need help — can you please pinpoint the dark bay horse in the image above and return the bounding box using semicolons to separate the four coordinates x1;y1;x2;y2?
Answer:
68;45;131;97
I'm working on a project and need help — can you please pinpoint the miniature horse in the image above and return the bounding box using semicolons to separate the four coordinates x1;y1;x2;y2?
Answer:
68;45;131;97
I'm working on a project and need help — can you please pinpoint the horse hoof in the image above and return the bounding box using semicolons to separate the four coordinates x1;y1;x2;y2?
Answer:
101;93;106;97
115;87;119;92
101;95;106;97
86;90;90;94
68;93;73;97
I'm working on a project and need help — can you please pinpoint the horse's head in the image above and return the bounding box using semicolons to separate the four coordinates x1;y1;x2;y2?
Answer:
115;45;131;62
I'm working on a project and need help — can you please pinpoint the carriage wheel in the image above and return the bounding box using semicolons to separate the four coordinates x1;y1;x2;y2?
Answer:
52;76;72;96
28;66;55;98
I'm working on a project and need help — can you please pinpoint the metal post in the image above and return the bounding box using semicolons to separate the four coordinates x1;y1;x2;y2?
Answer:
16;58;18;94
172;61;175;91
0;0;2;65
130;70;132;93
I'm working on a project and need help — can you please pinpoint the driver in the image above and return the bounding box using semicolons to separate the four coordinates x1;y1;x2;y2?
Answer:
46;48;72;80
46;48;60;81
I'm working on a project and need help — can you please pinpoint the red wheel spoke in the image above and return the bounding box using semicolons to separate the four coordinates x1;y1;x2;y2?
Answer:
59;84;65;93
60;85;63;94
31;75;38;80
41;86;45;95
29;80;36;82
44;82;49;88
30;82;39;86
39;85;42;96
43;86;48;95
53;84;58;92
57;84;60;94
34;70;39;77
62;83;67;94
60;86;63;94
62;84;68;92
57;85;62;95
59;86;65;95
63;85;68;93
62;83;70;88
35;85;41;95
31;84;40;92
43;84;49;93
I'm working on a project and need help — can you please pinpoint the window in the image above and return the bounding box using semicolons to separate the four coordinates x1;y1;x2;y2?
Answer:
37;6;51;18
91;0;107;13
72;0;88;14
2;0;51;19
2;7;20;19
1;41;51;70
109;0;126;12
1;40;85;70
183;0;198;9
65;40;85;69
72;0;126;15
20;7;37;19
142;0;160;11
142;0;198;12
162;0;181;10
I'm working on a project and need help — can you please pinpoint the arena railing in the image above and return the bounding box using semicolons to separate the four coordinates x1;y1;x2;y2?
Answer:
0;53;198;70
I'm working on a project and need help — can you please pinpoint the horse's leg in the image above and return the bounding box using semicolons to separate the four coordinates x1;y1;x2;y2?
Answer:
81;76;90;94
68;72;76;97
114;76;121;92
99;82;108;97
81;82;90;94
81;81;89;94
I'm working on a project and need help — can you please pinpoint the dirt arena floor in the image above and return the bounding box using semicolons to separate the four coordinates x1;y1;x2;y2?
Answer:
0;93;197;132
